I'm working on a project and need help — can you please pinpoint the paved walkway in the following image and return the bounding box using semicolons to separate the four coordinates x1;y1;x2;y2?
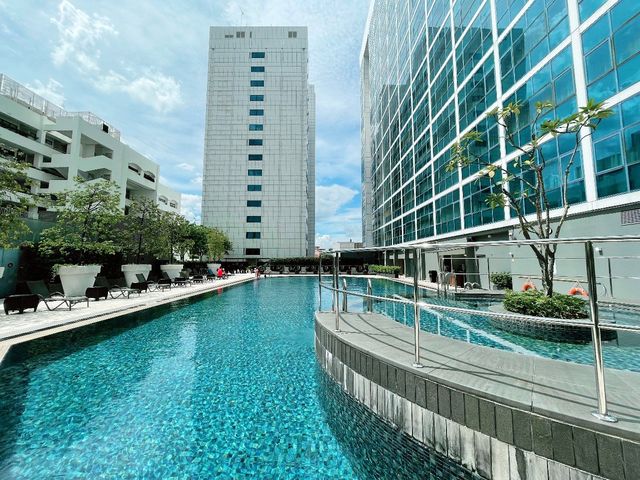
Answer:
317;311;640;442
0;274;254;345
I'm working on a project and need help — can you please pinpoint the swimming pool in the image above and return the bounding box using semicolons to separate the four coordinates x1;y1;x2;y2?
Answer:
0;277;478;479
335;277;640;373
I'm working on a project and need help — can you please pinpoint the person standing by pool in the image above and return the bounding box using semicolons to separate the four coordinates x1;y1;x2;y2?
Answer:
217;267;224;279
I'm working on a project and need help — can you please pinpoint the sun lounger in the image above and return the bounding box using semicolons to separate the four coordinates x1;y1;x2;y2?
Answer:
25;280;89;311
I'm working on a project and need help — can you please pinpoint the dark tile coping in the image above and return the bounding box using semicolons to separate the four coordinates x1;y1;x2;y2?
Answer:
315;312;640;480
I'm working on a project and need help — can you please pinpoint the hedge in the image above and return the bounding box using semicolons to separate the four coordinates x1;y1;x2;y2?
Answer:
369;264;401;274
490;272;513;290
503;290;588;319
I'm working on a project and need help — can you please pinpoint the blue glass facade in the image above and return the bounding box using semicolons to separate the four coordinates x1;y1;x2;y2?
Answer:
361;0;640;247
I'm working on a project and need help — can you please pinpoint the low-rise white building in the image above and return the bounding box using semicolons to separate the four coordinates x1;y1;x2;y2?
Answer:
0;74;181;221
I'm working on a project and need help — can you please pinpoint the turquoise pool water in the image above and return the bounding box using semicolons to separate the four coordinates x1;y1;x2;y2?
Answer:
0;277;478;479
336;277;640;372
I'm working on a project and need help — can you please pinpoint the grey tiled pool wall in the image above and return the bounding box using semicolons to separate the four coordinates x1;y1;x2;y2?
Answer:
315;321;639;480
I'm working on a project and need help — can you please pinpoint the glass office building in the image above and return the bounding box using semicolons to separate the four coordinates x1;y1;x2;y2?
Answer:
361;0;640;247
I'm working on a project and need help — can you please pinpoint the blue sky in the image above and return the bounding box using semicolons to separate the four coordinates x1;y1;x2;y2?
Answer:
0;0;369;249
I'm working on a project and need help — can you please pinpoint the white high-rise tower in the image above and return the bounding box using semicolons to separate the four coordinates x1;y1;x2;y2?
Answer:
203;27;315;261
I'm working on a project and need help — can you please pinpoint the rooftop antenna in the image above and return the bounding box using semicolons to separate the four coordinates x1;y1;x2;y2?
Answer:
240;7;246;26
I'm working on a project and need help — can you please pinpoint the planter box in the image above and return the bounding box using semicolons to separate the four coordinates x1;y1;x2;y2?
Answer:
375;272;399;278
121;264;152;287
58;265;101;297
207;263;221;273
160;264;184;279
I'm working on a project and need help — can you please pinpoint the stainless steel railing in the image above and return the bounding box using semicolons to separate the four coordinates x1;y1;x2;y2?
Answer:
317;238;640;424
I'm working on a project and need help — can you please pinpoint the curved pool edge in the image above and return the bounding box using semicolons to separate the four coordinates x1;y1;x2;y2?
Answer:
315;312;640;480
0;275;255;368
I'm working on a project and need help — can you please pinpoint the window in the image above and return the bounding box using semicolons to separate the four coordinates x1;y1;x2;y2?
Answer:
236;31;245;38
249;109;264;116
250;95;264;101
245;248;261;255
249;124;263;131
248;154;263;161
250;80;264;87
251;52;265;58
251;66;265;72
247;216;261;223
246;232;261;239
248;169;262;176
247;200;262;207
247;184;262;191
288;31;297;38
248;139;263;146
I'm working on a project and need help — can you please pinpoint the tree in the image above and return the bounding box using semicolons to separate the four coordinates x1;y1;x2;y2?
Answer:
157;211;193;263
39;177;123;264
187;224;210;260
447;99;612;296
205;227;232;261
0;143;33;247
119;198;164;263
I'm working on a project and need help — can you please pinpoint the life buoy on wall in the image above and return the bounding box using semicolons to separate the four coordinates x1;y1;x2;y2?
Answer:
568;286;589;297
521;281;536;292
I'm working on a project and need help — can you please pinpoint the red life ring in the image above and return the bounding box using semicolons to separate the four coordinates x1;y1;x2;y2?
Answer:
568;287;588;297
521;281;536;292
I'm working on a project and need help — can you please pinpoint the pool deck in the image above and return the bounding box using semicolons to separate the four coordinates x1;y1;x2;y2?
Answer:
316;311;640;443
0;274;255;360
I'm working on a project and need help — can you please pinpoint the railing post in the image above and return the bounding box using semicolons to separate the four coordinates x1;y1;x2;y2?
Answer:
318;255;322;312
585;241;617;423
342;278;348;312
366;278;373;312
413;247;424;368
335;252;341;331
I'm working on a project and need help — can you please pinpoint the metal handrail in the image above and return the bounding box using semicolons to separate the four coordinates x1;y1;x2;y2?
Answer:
318;281;640;332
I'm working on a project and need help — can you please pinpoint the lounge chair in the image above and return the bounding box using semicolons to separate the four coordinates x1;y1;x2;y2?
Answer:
25;280;89;311
95;276;140;299
206;269;217;281
161;271;190;287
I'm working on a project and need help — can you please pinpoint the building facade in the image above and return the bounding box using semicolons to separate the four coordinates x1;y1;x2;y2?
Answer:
0;74;181;222
203;27;316;261
360;0;640;296
361;0;640;249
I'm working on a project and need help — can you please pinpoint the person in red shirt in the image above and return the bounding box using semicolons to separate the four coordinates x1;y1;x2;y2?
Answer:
217;267;224;279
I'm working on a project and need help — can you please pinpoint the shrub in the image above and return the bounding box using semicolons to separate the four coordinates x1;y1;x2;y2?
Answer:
369;264;401;274
490;272;513;290
503;290;588;319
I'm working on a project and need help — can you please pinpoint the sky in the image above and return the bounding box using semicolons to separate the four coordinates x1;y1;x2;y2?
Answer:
0;0;369;249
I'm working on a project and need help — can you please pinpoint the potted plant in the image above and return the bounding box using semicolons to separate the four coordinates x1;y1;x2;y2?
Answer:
203;226;231;272
157;211;191;279
39;177;123;296
119;198;162;286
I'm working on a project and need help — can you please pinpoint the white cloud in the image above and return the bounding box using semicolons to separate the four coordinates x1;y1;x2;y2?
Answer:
180;193;201;224
98;69;182;113
49;1;181;113
316;184;358;221
177;162;195;172
50;0;117;73
26;78;65;106
315;234;334;250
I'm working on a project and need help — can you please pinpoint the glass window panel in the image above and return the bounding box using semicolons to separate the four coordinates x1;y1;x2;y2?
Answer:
597;168;627;196
594;135;623;172
585;42;612;83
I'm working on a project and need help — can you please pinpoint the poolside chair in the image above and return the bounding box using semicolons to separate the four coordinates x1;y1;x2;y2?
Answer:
25;280;89;311
161;271;189;287
206;269;217;281
95;276;140;299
